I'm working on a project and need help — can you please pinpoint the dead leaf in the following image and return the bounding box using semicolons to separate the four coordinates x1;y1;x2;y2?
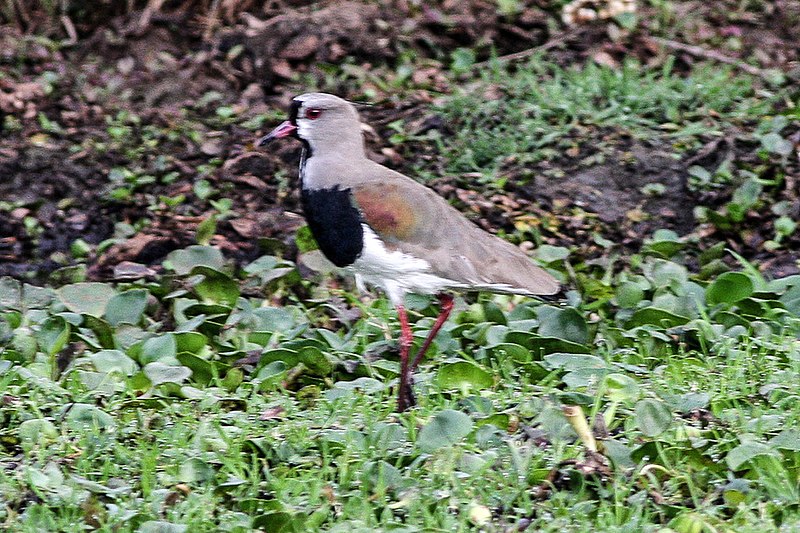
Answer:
259;406;286;420
229;217;260;238
591;50;620;69
280;34;320;60
113;261;156;280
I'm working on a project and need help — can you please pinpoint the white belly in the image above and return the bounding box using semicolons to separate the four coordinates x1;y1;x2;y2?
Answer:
348;225;466;305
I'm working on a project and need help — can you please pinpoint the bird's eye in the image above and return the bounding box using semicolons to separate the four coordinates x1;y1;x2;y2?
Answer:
306;108;322;120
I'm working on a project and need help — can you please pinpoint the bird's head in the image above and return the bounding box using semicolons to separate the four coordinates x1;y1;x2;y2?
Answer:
257;93;364;156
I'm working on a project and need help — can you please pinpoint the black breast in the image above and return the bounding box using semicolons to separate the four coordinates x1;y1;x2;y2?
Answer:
301;186;364;267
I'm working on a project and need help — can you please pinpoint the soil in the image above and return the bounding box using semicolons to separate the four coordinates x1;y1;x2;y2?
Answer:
1;0;798;281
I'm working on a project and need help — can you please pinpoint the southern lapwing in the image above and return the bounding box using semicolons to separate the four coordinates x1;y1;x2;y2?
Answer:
258;93;559;412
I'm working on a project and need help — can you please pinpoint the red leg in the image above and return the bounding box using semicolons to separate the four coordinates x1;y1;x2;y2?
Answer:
396;304;414;412
409;293;454;373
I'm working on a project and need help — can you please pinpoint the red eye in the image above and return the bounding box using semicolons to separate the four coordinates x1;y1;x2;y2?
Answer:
306;108;322;120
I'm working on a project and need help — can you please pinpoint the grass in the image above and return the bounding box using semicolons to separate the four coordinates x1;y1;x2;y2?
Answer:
1;238;799;531
2;4;800;531
410;56;779;182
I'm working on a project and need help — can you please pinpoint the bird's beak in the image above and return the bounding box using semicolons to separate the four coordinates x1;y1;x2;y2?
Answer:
257;120;297;146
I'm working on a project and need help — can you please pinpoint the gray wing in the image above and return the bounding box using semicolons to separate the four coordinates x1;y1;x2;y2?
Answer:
351;174;559;296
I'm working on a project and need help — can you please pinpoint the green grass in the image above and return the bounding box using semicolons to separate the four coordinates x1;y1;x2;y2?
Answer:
1;240;799;531
411;56;777;182
2;13;800;531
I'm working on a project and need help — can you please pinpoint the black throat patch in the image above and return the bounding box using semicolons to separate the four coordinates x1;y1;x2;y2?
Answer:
301;186;364;268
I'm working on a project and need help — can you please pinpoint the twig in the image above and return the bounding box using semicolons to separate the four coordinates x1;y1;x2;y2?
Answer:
136;0;167;34
651;36;768;78
60;15;77;45
470;28;581;71
683;136;726;167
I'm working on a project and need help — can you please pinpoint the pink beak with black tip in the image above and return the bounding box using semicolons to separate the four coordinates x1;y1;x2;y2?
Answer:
257;120;297;146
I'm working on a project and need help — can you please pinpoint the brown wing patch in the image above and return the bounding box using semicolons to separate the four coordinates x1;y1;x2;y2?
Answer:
353;185;417;241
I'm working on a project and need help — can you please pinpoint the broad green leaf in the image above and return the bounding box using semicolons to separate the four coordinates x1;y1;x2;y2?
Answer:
104;289;149;326
604;439;635;469
646;259;688;288
625;307;689;328
504;333;591;355
544;352;607;371
727;179;762;221
707;271;754;305
294;225;318;253
70;475;132;497
27;462;64;492
634;399;672;437
760;132;793;156
166;245;225;275
769;429;800;451
727;250;768;292
667;392;710;412
176;352;214;384
535;245;570;263
82;315;116;349
536;306;589;345
1;309;21;329
22;284;55;309
144;362;192;386
245;255;297;284
49;264;87;285
77;370;117;393
195;215;217;245
35;316;70;356
252;306;296;332
90;349;138;375
18;419;59;449
333;378;386;393
651;292;684;316
437;361;493;392
616;281;645;308
0;276;21;308
191;266;239;306
644;229;684;258
450;47;476;73
722;478;750;507
362;460;404;491
174;331;208;354
562;367;611;388
179;458;214;483
726;441;780;470
258;350;298;374
603;373;639;403
11;327;37;360
58;282;116;317
64;403;116;430
779;283;800;315
252;512;299;533
486;342;533;364
298;346;334;376
417;409;473;453
536;404;575;440
140;334;177;365
138;522;188;533
221;367;243;391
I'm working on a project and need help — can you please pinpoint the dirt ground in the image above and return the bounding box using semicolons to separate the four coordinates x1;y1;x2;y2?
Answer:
1;0;798;280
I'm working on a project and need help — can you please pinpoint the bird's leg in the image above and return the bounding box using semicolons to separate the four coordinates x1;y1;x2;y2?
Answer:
409;293;454;373
395;304;415;412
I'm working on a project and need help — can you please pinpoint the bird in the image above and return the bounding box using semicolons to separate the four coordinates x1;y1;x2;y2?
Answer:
258;93;559;412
